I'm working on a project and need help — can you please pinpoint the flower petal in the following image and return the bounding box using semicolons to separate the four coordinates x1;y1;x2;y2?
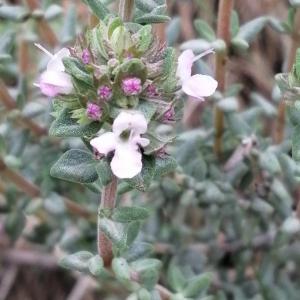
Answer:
176;49;195;82
90;132;116;155
182;74;218;99
40;70;73;95
47;48;70;72
111;143;142;179
113;111;148;136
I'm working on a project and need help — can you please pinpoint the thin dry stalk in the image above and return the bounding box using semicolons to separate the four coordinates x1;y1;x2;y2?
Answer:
214;0;234;158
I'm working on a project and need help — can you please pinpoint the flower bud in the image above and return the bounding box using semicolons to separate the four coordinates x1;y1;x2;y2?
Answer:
146;83;159;97
122;77;142;96
97;85;112;101
82;49;91;64
162;106;175;123
107;58;119;69
86;102;102;120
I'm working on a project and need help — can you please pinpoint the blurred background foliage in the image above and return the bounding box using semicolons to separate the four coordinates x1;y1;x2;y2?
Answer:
1;0;300;299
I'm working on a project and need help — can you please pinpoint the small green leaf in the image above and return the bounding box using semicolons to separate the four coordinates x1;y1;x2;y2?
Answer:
63;57;93;86
217;97;239;113
295;48;300;80
154;156;177;178
50;149;98;183
136;100;157;122
160;47;177;93
60;251;93;272
236;16;268;42
95;159;113;186
167;263;186;292
131;259;162;290
112;257;131;281
112;206;150;223
183;273;213;298
250;93;277;117
88;255;104;276
124;242;154;262
292;125;300;161
50;108;101;137
0;5;30;22
194;19;216;42
259;151;281;175
84;0;110;20
231;10;240;37
126;221;141;246
134;25;153;53
99;218;127;250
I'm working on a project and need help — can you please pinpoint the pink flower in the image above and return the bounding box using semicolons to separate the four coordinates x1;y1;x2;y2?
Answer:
122;77;142;96
97;85;112;101
82;48;91;64
177;49;218;101
90;111;149;179
86;102;102;121
34;44;73;97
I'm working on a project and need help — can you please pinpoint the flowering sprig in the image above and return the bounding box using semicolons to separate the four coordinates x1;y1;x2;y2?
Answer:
36;4;217;297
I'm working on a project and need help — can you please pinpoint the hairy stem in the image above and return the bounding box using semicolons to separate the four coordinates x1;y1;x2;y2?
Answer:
119;0;135;22
214;0;234;158
276;9;300;144
98;176;118;267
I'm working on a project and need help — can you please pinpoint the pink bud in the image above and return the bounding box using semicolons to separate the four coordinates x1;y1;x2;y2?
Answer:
162;106;175;123
82;49;90;64
97;85;112;101
86;102;102;121
146;83;159;97
122;77;142;96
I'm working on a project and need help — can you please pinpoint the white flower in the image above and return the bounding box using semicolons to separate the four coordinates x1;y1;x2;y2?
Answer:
177;49;218;100
90;111;149;179
34;43;73;97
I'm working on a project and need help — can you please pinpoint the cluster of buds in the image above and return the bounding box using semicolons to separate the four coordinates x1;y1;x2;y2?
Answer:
36;17;217;179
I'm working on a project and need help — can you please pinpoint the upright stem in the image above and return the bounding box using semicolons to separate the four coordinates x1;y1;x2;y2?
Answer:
214;0;234;158
275;9;300;144
119;0;135;22
96;0;134;267
98;176;118;267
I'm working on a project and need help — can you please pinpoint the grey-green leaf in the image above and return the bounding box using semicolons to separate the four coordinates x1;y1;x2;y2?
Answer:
112;206;150;223
60;251;93;272
50;108;101;137
182;273;213;298
50;149;98;183
84;0;110;20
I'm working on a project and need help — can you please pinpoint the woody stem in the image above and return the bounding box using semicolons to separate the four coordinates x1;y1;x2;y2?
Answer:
213;0;234;158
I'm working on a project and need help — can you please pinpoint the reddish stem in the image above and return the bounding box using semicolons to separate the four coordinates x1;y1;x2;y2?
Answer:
214;0;234;158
